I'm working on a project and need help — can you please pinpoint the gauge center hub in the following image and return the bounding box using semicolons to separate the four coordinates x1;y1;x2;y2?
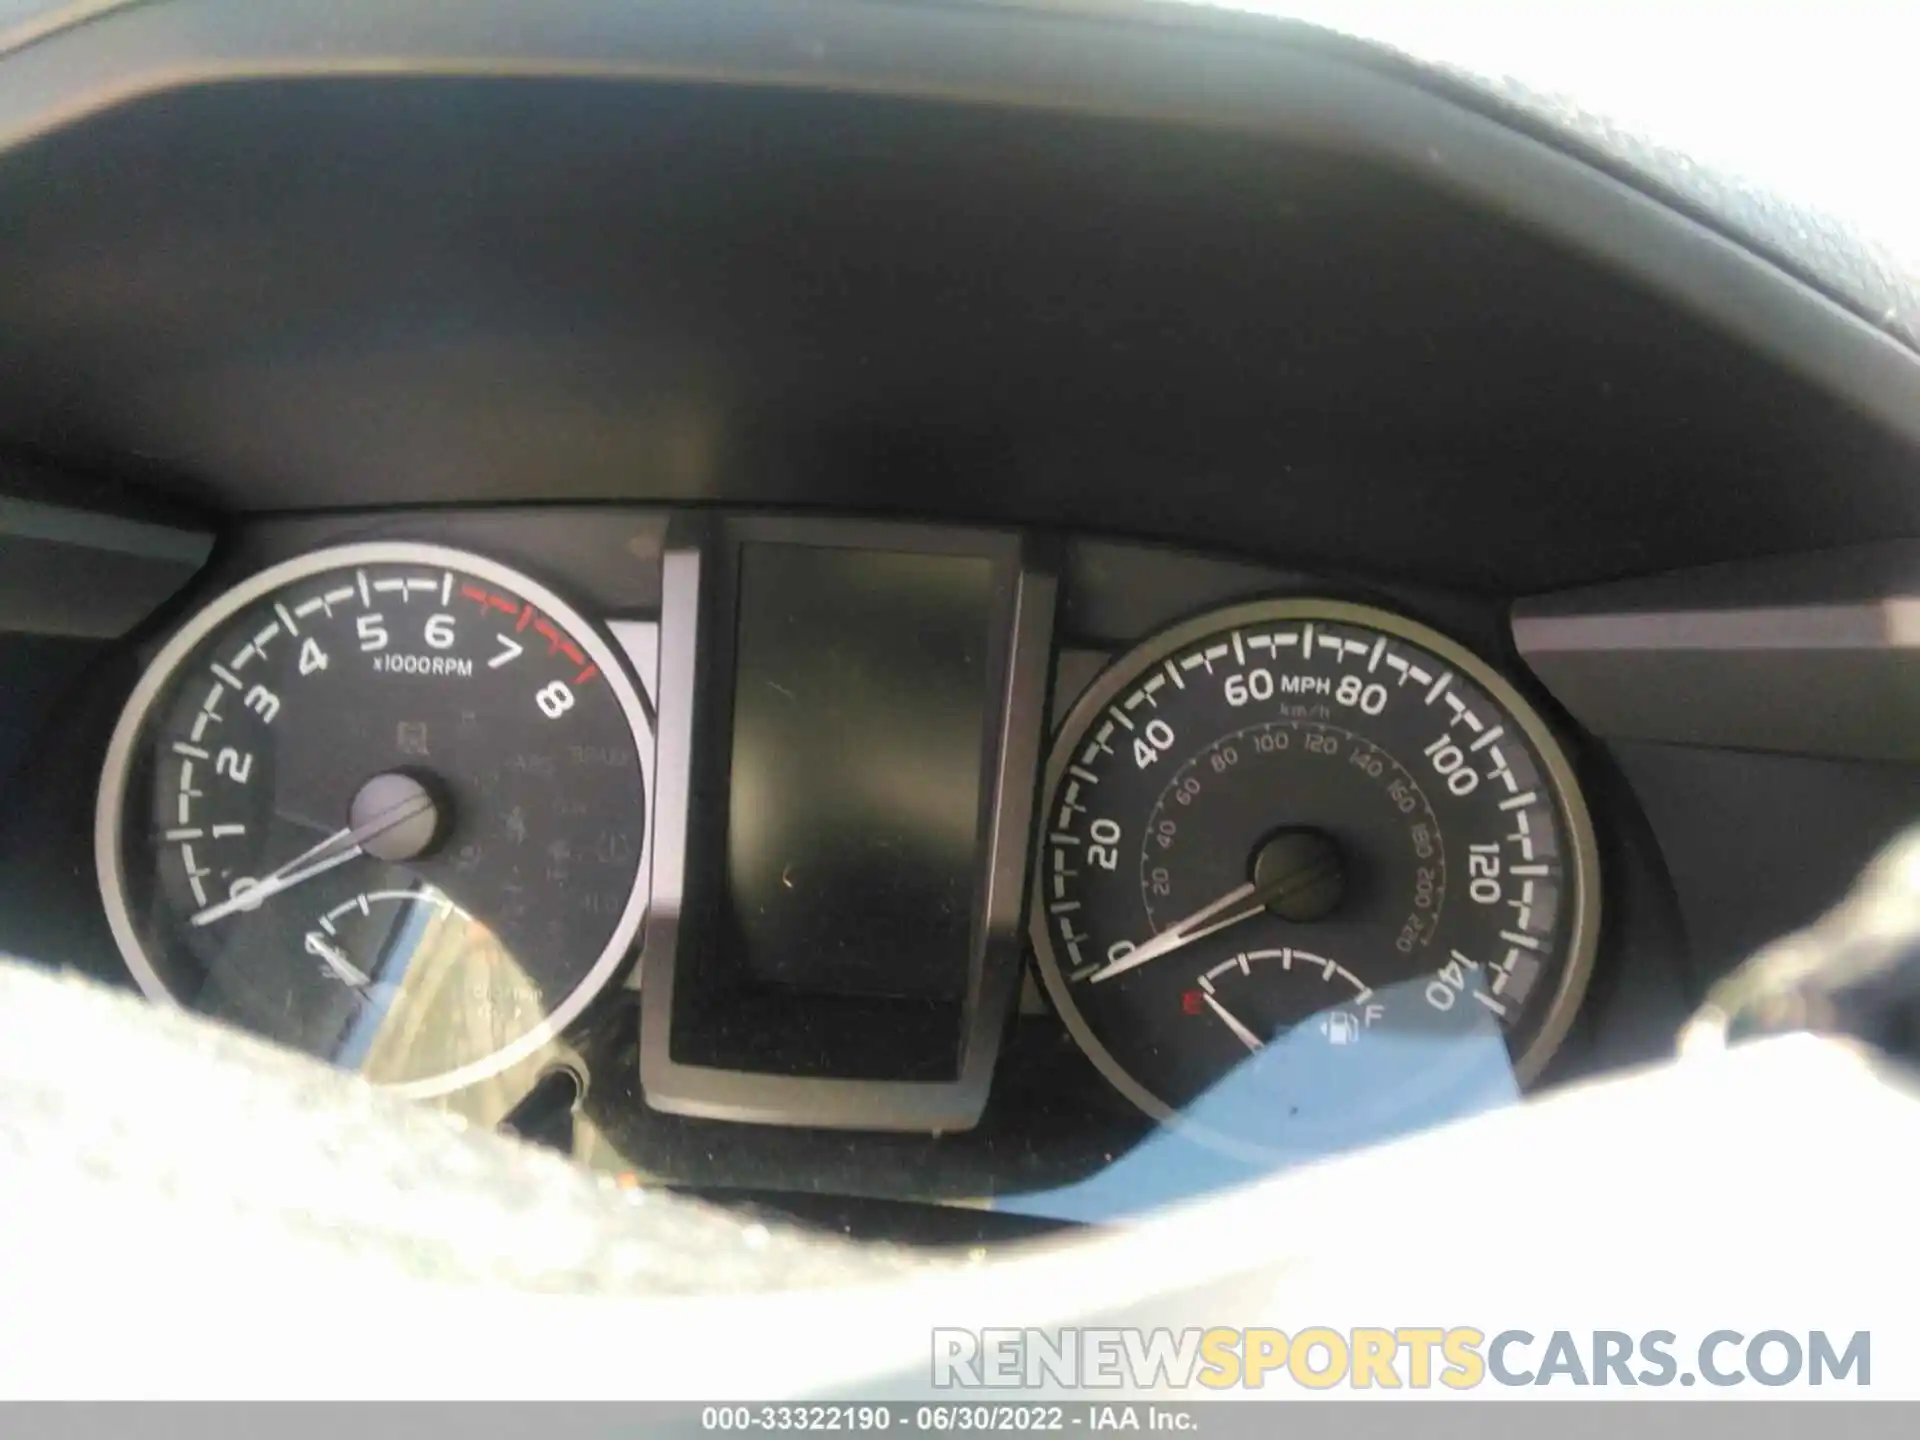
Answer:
348;770;445;863
1249;826;1345;923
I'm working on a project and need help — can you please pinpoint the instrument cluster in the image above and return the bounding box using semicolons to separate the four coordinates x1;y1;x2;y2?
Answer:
67;508;1654;1219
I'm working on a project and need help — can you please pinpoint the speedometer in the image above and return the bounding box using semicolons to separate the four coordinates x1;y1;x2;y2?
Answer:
95;542;653;1099
1030;599;1599;1147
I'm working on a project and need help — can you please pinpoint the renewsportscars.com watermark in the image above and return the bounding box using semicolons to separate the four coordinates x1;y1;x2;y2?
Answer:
932;1328;1871;1391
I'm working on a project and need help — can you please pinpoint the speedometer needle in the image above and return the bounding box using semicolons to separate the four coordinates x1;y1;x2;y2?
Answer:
1088;841;1344;984
188;788;436;927
1090;881;1264;983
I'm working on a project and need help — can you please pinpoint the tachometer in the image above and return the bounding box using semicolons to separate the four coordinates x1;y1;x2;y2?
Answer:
1030;599;1598;1147
96;542;653;1098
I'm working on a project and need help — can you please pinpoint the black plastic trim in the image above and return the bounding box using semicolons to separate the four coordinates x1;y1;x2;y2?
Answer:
0;492;210;638
0;0;1915;463
1514;542;1920;764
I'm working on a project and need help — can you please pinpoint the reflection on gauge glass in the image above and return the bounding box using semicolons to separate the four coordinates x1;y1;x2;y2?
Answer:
1030;598;1599;1153
95;542;654;1098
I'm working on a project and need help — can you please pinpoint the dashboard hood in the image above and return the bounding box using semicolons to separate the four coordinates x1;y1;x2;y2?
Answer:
0;954;1914;1399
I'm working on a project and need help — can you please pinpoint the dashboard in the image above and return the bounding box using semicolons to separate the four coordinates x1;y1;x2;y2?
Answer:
6;500;1898;1226
1;0;1918;1243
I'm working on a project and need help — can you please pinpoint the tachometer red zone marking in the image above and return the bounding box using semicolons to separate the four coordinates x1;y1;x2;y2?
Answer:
460;584;600;683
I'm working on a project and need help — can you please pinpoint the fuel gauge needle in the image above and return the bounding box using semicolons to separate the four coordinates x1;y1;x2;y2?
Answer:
1200;990;1266;1053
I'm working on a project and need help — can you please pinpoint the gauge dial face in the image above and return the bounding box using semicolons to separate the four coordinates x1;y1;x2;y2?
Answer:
96;543;653;1098
1030;599;1599;1146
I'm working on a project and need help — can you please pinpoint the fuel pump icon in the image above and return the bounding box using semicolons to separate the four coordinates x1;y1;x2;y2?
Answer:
1319;1002;1385;1045
1321;1009;1361;1045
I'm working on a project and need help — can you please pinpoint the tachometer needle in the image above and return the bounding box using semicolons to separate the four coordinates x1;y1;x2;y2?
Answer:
188;789;436;928
1201;990;1266;1053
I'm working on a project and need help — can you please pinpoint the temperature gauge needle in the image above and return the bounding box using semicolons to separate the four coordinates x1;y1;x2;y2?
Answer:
306;931;372;989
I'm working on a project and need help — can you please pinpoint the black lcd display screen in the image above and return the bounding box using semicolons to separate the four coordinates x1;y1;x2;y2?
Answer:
720;543;997;1002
